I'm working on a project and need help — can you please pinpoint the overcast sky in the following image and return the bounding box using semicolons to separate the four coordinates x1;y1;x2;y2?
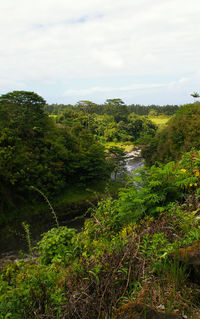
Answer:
1;0;200;105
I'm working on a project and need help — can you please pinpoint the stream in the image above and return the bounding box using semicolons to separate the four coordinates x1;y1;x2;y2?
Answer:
0;149;143;259
124;149;144;174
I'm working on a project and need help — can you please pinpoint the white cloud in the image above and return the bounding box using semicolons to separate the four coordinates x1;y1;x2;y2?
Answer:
0;0;200;104
64;82;168;96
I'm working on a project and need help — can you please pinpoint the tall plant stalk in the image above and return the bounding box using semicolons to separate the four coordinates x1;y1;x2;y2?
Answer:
31;186;59;228
22;222;32;255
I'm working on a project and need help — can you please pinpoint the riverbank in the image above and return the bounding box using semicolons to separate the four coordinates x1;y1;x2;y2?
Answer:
0;181;118;257
0;147;143;257
1;154;200;318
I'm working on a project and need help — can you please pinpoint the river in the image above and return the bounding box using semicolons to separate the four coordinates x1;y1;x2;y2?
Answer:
124;149;144;174
0;149;143;259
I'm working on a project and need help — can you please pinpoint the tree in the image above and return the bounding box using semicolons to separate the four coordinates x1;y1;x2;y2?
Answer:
104;99;128;123
142;102;200;165
149;109;158;117
190;92;200;99
104;98;125;106
75;100;99;114
0;91;112;223
0;91;64;221
127;113;157;142
0;91;49;138
107;146;126;180
0;90;46;106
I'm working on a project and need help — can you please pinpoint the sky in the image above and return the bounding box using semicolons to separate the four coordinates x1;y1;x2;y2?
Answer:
1;0;200;106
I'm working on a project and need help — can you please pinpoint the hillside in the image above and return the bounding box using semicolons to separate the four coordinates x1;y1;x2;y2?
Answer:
1;149;200;318
142;102;200;166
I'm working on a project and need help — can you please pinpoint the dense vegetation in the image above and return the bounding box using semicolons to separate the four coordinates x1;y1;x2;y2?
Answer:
0;93;159;224
56;107;157;144
1;94;200;318
1;149;200;318
44;100;179;117
0;92;111;224
142;102;200;165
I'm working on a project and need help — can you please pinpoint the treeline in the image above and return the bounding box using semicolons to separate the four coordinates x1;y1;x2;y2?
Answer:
48;98;159;145
44;98;179;116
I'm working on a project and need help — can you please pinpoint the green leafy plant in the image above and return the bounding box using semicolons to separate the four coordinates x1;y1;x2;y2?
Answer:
37;226;77;265
0;263;64;318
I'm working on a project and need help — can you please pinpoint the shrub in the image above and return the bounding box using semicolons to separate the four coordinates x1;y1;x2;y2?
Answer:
142;102;200;165
37;226;77;265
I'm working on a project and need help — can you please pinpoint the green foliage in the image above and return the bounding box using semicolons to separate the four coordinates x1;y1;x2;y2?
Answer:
0;91;112;223
148;114;171;127
22;222;32;255
2;162;200;317
107;146;126;180
0;91;49;138
143;102;200;165
37;226;77;265
2;196;199;318
127;113;157;143
75;100;99;114
45;100;179;117
2;95;200;318
116;159;197;225
58;104;157;144
139;232;174;273
0;263;64;318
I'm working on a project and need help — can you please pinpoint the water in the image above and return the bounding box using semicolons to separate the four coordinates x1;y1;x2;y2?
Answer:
124;149;144;174
0;201;91;258
0;150;144;258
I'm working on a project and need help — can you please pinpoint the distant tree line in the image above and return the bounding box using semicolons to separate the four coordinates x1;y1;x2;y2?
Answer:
44;99;179;117
55;99;158;144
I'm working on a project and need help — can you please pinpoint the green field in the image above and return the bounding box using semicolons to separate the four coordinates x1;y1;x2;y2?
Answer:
104;141;134;152
148;115;172;127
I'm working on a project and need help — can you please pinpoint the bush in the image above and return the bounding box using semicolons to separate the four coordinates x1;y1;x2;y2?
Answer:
142;102;200;165
37;226;77;265
0;262;64;318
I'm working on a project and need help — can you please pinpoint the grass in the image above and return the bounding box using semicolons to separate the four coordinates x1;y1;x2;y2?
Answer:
104;141;135;153
148;115;172;127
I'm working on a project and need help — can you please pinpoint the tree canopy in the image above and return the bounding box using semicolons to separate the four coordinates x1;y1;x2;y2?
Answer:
142;102;200;165
0;91;111;224
0;91;46;106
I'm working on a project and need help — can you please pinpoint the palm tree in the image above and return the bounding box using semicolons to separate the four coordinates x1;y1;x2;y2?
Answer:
190;91;200;99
